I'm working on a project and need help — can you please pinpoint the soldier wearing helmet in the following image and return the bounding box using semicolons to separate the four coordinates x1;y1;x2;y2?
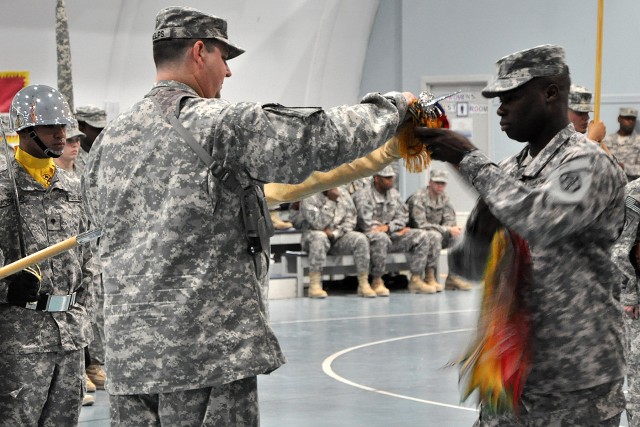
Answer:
0;84;97;425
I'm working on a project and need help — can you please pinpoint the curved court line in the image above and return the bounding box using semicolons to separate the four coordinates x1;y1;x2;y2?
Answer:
272;309;478;325
322;328;478;412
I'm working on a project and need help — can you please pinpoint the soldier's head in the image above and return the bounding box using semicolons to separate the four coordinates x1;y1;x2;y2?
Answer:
152;7;244;99
10;84;76;159
617;107;638;136
567;85;593;134
374;165;396;194
482;44;570;144
323;188;341;202
75;105;107;151
428;169;448;196
58;125;85;165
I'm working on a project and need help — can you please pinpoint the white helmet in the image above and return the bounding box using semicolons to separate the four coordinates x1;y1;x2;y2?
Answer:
10;85;76;132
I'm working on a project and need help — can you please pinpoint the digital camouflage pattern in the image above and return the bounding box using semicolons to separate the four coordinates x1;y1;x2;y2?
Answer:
481;44;566;98
604;130;640;178
611;178;640;426
0;158;96;424
56;0;74;111
300;188;369;274
352;180;431;275
568;84;594;113
110;376;258;426
459;125;626;423
75;105;107;129
407;187;457;245
81;79;408;395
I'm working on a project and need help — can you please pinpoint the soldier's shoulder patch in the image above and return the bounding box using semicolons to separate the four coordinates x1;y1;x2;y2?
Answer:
544;157;593;204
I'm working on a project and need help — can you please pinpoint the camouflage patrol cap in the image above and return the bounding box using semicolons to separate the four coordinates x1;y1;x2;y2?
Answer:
66;125;85;140
376;165;396;178
75;105;107;128
568;85;593;113
619;107;638;118
153;7;245;60
482;44;567;98
429;169;448;183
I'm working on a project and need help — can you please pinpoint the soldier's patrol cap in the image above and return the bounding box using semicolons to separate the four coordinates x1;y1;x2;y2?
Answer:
482;44;567;98
619;107;638;118
568;85;593;113
75;105;107;128
66;125;85;140
376;165;396;178
153;6;245;60
429;169;448;183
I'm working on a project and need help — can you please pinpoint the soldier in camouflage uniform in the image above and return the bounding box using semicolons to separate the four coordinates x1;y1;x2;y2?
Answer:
604;107;640;181
611;180;640;426
415;45;627;426
407;169;472;291
300;187;375;298
81;6;415;425
0;85;96;426
74;105;106;174
352;165;437;295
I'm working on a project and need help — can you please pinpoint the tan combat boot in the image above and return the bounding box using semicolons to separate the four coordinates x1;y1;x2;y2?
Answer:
407;274;437;294
445;273;473;291
86;364;106;390
269;210;293;230
308;271;328;298
357;273;377;298
425;267;444;292
371;276;390;297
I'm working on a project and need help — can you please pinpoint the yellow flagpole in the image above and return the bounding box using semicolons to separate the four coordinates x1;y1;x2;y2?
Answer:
594;0;604;123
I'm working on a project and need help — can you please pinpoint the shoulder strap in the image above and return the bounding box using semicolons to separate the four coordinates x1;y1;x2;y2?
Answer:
149;96;243;195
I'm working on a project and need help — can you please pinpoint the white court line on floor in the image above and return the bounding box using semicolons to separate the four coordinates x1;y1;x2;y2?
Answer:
272;309;478;325
322;328;478;412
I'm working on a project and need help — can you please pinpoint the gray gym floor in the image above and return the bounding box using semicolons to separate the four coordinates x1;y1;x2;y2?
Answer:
79;285;629;426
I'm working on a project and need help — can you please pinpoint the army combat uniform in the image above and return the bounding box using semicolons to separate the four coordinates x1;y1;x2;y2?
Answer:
0;156;96;426
465;125;627;426
612;179;640;426
83;74;408;423
352;180;431;279
300;188;369;276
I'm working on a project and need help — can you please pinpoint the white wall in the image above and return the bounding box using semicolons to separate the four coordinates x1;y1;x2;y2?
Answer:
2;0;380;116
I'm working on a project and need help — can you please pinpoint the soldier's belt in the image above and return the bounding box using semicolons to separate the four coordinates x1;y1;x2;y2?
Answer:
24;292;77;312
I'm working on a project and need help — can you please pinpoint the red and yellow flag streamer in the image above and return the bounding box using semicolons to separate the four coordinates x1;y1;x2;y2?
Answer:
453;228;533;415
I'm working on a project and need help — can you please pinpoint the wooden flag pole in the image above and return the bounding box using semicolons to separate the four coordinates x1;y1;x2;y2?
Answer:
594;0;604;123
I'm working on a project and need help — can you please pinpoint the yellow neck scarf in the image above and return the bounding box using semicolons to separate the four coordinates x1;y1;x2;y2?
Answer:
15;147;56;188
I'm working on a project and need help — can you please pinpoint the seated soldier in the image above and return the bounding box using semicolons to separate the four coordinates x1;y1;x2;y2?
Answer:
407;169;472;290
300;187;375;298
352;165;437;295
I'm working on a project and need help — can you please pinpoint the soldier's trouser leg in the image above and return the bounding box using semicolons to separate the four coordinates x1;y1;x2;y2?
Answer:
473;379;625;427
89;273;106;364
423;230;443;269
390;229;430;274
367;231;391;277
110;376;259;427
330;231;370;274
303;230;331;273
625;315;640;426
0;349;84;427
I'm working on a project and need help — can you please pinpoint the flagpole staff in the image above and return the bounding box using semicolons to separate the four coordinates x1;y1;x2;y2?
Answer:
594;0;604;123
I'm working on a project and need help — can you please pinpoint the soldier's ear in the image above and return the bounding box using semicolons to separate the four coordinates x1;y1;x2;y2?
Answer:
545;83;560;102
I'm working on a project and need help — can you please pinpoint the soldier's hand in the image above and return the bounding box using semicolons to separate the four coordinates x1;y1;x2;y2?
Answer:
6;269;42;307
402;92;417;107
396;227;410;236
414;127;477;164
624;305;639;320
587;120;606;143
450;226;462;238
324;227;334;240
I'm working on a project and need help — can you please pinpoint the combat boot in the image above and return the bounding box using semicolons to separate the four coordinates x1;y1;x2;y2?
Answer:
86;364;106;390
308;271;328;298
85;372;96;393
445;273;473;291
425;267;443;292
269;210;293;230
408;274;437;294
371;276;390;297
357;273;377;298
82;393;95;406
